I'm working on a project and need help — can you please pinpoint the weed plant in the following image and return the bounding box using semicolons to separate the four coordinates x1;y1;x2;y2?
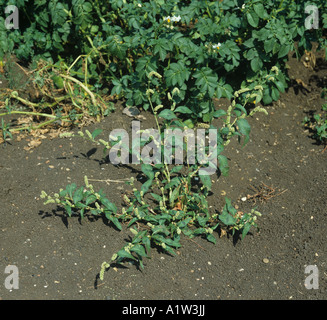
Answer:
41;73;269;278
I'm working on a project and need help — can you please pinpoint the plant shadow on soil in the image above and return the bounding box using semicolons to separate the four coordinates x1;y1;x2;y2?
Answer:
0;50;327;300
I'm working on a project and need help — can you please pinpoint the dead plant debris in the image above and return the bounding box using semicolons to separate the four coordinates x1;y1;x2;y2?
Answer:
246;182;288;204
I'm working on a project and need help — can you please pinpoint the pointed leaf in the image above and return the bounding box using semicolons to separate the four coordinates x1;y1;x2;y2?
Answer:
142;236;151;253
199;173;212;190
101;197;117;213
174;106;193;114
91;129;103;139
66;183;77;198
64;204;72;217
242;223;252;240
247;12;259;27
253;3;265;19
130;244;148;258
278;44;291;59
236;118;251;146
141;164;154;179
150;193;162;202
218;154;229;176
141;179;153;194
219;211;237;226
73;187;84;205
206;233;216;244
158;109;177;120
106;214;122;231
117;249;136;260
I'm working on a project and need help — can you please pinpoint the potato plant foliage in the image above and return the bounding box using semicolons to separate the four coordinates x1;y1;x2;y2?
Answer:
1;0;326;123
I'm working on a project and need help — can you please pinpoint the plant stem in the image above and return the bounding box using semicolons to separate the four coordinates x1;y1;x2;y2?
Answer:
60;74;98;107
8;114;83;132
0;110;56;118
148;97;171;184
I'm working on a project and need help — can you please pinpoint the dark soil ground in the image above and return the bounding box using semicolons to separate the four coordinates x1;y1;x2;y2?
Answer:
0;50;326;301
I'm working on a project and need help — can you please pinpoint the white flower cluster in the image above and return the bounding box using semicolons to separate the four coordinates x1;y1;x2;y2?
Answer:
212;42;222;50
163;15;181;23
237;4;246;10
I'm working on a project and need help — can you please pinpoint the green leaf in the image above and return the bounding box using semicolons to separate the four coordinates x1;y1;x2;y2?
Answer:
219;197;237;226
278;44;291;59
218;155;229;176
234;104;247;116
142;236;151;253
192;228;206;236
206;233;216;244
117;249;136;261
219;210;237;226
106;214;122;231
263;88;273;105
66;183;77;198
133;190;142;204
247;12;259;27
101;197;117;213
132;229;148;243
174;106;193;114
271;87;280;101
91;129;103;139
275;81;285;93
127;217;138;227
164;61;190;87
158;109;177;120
162;244;176;256
264;38;275;53
82;2;92;12
253;3;265;19
163;237;182;248
236;118;251;145
130;244;148;258
152;224;170;236
52;75;64;89
246;48;258;60
199;173;212;190
202;112;213;123
272;42;281;55
164;176;181;190
193;67;218;98
178;217;192;229
85;194;97;206
76;202;87;210
141;178;153;194
197;215;207;227
251;57;263;72
141;164;154;179
150;193;162;202
59;189;67;198
90;209;101;216
169;186;181;206
153;38;170;61
170;165;183;174
242;223;252;240
213;109;227;118
64;204;72;217
73;187;84;205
